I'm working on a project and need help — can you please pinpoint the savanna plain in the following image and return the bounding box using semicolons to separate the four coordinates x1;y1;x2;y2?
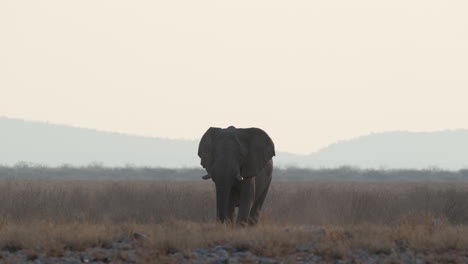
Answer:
1;171;468;263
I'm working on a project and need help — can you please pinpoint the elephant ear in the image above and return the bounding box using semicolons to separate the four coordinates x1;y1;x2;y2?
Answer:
237;128;275;179
198;127;221;170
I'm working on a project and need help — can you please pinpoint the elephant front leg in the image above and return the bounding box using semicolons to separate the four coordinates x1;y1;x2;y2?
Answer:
226;193;236;223
248;170;272;225
237;178;255;226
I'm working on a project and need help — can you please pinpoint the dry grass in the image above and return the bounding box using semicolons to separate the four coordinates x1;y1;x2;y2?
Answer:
1;180;468;258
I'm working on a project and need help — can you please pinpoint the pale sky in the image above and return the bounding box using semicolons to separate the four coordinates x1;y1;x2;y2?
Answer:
1;0;467;154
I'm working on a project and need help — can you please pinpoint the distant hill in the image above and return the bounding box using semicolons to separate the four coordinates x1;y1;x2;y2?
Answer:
305;130;468;170
1;117;467;169
0;117;199;167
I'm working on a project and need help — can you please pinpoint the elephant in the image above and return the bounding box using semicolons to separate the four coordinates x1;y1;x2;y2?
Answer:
198;126;275;225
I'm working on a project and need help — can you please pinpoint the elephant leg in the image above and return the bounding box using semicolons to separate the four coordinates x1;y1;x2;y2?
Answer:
248;177;271;225
237;178;255;225
248;162;273;225
226;193;236;223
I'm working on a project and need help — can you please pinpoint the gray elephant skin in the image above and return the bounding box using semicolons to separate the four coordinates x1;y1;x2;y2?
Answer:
198;126;275;225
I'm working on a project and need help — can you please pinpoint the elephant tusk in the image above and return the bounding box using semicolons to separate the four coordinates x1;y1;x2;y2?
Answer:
202;174;211;180
236;173;244;181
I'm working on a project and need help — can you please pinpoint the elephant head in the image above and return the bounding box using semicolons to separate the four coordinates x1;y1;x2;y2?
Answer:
198;126;275;223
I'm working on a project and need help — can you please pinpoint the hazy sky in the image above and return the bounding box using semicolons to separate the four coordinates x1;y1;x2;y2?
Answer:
1;0;467;154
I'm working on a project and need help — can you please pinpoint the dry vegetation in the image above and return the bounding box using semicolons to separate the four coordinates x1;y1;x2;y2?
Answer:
1;180;468;261
3;163;468;181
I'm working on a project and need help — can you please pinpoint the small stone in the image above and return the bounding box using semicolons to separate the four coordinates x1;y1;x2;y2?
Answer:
133;232;150;241
209;257;228;264
311;228;326;237
192;259;210;264
169;252;185;259
117;236;131;243
29;258;42;264
193;248;209;257
231;251;252;258
61;259;82;264
212;245;225;251
220;244;234;251
295;243;314;252
258;257;277;264
212;246;229;258
334;260;348;264
233;243;251;252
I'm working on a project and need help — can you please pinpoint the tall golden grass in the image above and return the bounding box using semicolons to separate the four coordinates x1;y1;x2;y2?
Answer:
1;180;468;257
